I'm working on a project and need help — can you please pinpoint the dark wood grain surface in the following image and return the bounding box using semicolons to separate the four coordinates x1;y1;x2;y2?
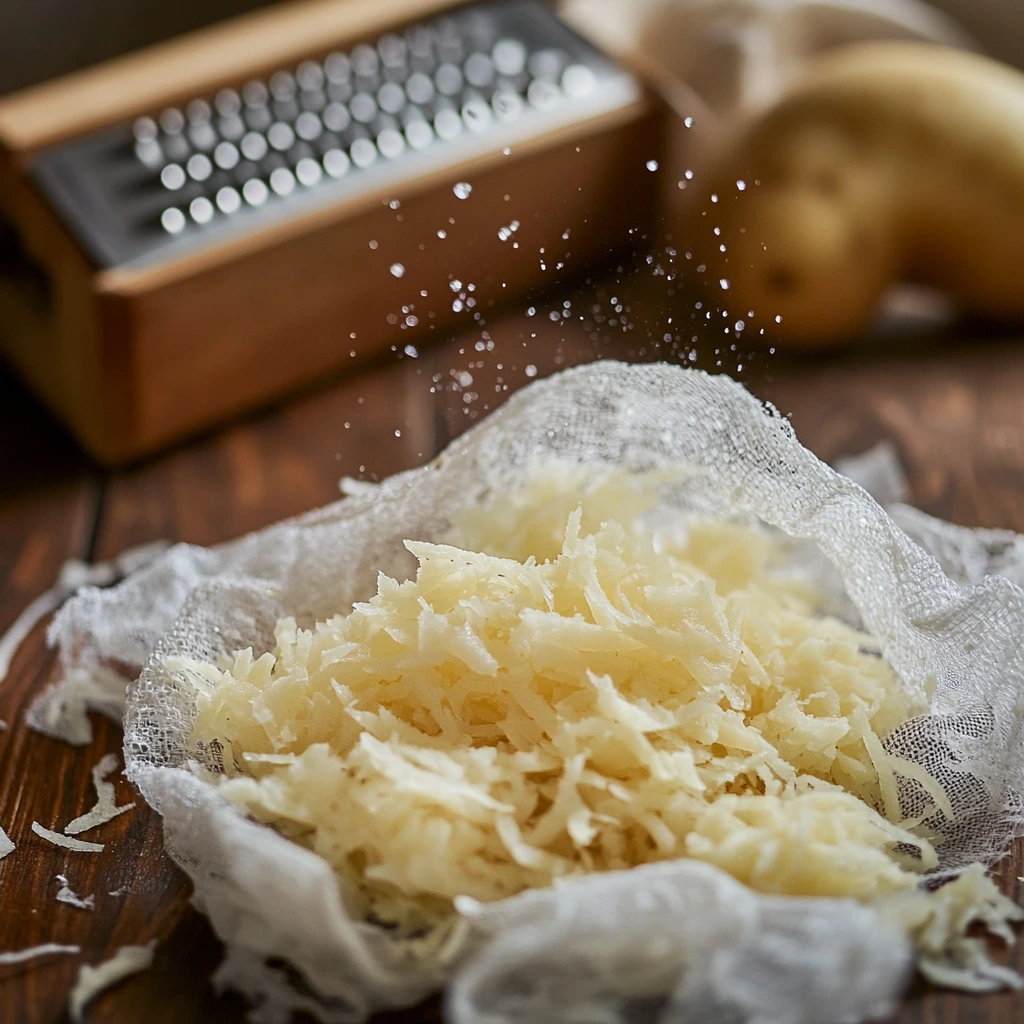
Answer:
2;267;1024;1023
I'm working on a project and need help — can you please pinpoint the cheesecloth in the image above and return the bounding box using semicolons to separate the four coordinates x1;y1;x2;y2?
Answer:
39;362;1024;1023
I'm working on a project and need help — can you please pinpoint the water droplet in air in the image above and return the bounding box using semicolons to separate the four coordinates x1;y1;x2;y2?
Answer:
527;306;536;316
368;239;378;249
525;364;537;377
719;278;730;290
394;429;402;437
405;317;418;328
389;199;400;209
390;263;405;277
736;180;746;191
453;182;472;199
437;229;447;239
683;116;694;128
711;194;718;203
646;159;659;171
450;279;462;291
775;315;783;323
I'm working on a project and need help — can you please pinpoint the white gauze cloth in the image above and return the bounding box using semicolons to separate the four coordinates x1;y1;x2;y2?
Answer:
38;362;1024;1023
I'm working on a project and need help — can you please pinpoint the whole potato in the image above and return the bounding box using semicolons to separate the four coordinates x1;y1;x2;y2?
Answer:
689;42;1024;346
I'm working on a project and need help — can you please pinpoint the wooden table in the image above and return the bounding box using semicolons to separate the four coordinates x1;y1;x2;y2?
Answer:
2;266;1023;1023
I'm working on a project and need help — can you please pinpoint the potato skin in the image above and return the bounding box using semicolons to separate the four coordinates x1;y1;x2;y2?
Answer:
690;42;1024;347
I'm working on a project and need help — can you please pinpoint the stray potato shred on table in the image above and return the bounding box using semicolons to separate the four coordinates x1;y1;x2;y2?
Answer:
181;467;1018;972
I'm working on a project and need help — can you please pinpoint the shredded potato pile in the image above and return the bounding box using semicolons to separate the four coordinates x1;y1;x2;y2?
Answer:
181;468;952;930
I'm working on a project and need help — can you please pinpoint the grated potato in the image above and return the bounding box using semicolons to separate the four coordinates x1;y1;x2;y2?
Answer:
65;753;135;836
186;468;942;931
55;874;95;911
880;864;1024;991
0;944;80;966
31;822;103;854
69;943;155;1022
